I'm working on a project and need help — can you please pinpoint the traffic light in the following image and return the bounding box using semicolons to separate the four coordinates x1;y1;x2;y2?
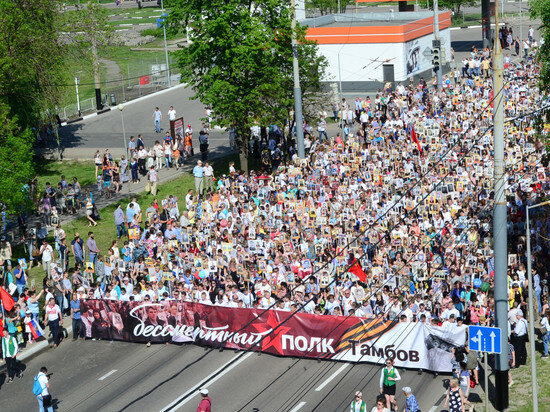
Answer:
432;47;441;71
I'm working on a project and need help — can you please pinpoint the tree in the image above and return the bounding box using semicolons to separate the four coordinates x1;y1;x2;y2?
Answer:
62;1;114;111
305;0;356;15
0;0;64;211
437;0;477;15
0;0;64;130
529;0;550;147
0;104;35;215
168;0;327;170
531;0;550;93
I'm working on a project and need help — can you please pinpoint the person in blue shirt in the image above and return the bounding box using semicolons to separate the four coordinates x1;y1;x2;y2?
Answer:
402;387;420;412
121;241;132;263
126;203;136;224
70;293;85;340
193;160;204;194
13;263;26;296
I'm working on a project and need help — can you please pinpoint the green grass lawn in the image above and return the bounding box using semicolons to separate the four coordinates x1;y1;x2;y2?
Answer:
508;346;550;411
57;44;174;111
23;154;239;293
34;159;97;189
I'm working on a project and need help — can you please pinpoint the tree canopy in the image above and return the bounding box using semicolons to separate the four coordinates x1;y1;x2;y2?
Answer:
305;0;356;15
0;104;35;215
0;0;64;130
168;0;327;168
437;0;477;15
531;0;550;93
0;0;65;214
61;1;115;110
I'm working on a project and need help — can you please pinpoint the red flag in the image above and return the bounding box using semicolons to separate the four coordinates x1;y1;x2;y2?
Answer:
0;286;15;312
349;260;367;282
411;124;422;155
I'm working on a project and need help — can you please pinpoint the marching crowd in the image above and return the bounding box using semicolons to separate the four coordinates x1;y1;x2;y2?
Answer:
0;29;549;412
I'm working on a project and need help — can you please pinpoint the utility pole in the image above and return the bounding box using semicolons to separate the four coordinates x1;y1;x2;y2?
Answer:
492;0;509;409
433;0;442;90
481;0;491;48
161;0;171;87
118;104;128;158
291;0;305;159
520;0;523;42
91;33;103;110
338;52;343;132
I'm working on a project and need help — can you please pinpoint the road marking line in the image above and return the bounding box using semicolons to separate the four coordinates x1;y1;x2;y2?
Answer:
289;401;307;412
98;369;117;381
161;352;253;411
315;363;350;392
428;406;438;412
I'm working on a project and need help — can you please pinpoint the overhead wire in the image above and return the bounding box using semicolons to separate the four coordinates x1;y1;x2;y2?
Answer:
240;127;504;411
307;109;550;411
144;80;513;412
237;93;550;410
89;77;545;410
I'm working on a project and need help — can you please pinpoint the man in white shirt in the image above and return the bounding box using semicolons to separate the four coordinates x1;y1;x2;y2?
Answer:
441;302;460;320
341;289;355;316
257;278;272;297
40;240;54;277
167;105;177;121
132;290;143;302
417;303;431;321
203;162;214;192
512;310;528;366
119;288;130;301
35;366;54;412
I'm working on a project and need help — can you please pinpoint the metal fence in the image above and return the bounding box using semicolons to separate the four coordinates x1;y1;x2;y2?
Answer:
59;97;97;120
59;57;182;121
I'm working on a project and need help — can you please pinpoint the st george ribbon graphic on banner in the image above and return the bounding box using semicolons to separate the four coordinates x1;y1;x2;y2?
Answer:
81;300;466;372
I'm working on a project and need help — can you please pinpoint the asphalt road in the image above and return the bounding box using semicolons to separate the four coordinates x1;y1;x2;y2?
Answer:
57;84;233;160
1;339;449;411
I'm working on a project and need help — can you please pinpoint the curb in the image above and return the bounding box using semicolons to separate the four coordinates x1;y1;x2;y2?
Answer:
450;22;505;31
0;325;73;371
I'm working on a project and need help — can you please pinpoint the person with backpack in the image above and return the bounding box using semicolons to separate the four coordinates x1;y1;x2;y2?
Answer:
197;388;212;412
33;366;54;412
2;327;21;383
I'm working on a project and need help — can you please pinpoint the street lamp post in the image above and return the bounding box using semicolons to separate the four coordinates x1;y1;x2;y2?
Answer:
75;76;81;116
520;0;523;41
433;0;442;91
525;200;549;412
118;104;128;158
338;52;343;132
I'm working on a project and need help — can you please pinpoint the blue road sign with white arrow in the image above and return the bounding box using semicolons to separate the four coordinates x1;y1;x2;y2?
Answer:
468;325;501;354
